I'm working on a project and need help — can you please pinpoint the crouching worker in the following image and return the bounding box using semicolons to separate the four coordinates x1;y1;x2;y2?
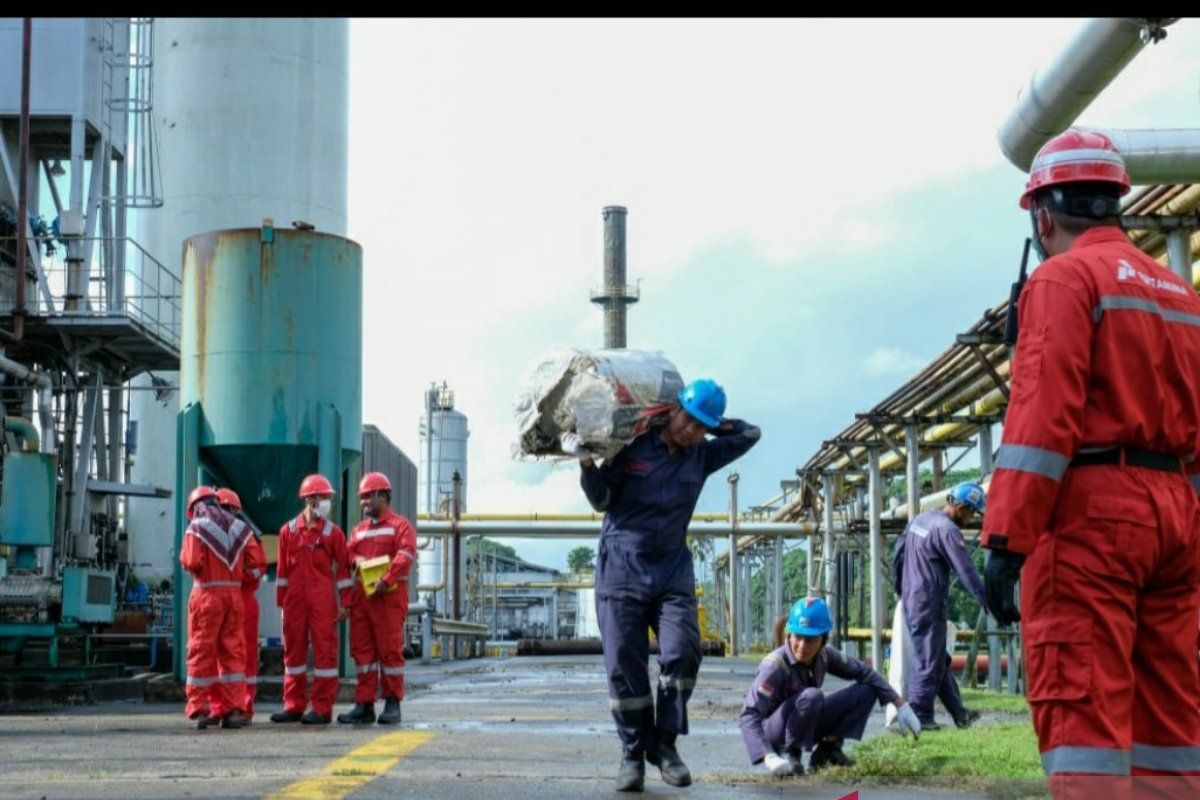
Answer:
739;597;921;777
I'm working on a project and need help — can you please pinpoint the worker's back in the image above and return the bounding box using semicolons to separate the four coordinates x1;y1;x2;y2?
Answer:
1013;226;1200;457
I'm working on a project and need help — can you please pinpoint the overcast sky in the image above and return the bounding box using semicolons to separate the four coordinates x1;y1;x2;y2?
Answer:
346;19;1200;569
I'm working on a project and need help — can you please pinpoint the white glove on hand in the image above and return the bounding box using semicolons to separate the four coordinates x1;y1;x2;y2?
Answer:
894;703;922;739
763;752;794;777
560;432;590;459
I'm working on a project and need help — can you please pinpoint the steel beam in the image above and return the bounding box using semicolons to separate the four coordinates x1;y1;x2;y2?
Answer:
867;448;886;672
728;474;739;657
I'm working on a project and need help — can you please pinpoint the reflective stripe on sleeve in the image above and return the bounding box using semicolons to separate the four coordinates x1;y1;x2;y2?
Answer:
995;444;1070;481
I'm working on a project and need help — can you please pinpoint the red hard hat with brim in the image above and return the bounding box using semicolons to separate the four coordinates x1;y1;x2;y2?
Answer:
187;486;219;519
216;487;242;510
358;471;392;497
1020;129;1131;210
299;474;335;498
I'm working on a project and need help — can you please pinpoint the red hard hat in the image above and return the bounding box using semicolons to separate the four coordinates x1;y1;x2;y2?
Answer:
216;487;242;510
187;486;219;520
299;473;335;498
1020;129;1131;210
358;471;392;497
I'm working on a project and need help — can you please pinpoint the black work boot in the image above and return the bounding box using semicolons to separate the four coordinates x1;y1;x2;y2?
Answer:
377;698;401;725
194;714;221;730
220;710;247;729
300;710;332;725
953;708;981;729
270;709;304;723
786;749;806;776
337;703;377;724
809;737;855;771
615;748;646;792
648;733;692;787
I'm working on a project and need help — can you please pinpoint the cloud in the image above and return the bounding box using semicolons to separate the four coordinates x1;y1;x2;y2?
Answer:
862;347;926;379
343;19;1200;567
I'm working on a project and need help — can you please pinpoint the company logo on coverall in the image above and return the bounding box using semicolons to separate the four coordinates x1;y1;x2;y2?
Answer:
1117;259;1190;296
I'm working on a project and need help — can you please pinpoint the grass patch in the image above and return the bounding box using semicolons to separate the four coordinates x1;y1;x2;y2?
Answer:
810;722;1046;799
960;688;1030;715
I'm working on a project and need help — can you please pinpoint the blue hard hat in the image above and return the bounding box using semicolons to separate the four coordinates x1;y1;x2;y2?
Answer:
678;378;726;428
786;596;832;637
947;481;986;514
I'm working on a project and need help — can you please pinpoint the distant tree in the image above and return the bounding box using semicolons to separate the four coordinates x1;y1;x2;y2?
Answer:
567;546;596;574
467;537;518;561
885;467;982;503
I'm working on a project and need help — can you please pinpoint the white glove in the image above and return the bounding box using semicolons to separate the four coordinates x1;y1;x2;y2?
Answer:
560;432;590;459
763;752;794;777
893;702;922;739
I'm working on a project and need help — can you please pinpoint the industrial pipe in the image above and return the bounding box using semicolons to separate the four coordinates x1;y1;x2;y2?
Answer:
12;18;32;341
3;416;39;452
417;519;813;539
417;511;729;523
1095;128;1200;185
997;18;1167;170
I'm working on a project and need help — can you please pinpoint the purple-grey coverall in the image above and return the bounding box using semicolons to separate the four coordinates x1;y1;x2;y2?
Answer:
739;643;899;763
581;418;760;756
892;508;986;724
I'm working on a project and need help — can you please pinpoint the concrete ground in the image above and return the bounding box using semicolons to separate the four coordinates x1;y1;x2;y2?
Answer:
0;655;998;800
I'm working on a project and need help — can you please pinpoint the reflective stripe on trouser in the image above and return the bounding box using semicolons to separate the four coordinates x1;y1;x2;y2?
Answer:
242;587;259;719
759;683;877;754
349;589;408;704
597;589;702;754
1021;466;1200;794
185;587;246;719
281;591;340;716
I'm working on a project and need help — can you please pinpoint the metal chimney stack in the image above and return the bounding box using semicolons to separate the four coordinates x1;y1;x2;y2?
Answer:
591;205;639;349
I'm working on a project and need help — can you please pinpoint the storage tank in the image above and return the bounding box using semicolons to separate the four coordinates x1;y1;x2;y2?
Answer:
127;18;349;582
418;383;469;615
173;224;362;676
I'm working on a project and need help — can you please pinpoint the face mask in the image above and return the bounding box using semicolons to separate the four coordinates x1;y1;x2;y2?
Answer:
315;498;332;518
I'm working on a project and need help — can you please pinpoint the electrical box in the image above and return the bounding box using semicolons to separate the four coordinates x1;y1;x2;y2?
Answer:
61;567;115;624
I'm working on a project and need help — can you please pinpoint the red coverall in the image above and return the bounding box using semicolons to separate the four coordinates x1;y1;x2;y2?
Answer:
276;514;352;717
346;510;417;703
982;227;1200;792
181;505;260;719
240;528;266;720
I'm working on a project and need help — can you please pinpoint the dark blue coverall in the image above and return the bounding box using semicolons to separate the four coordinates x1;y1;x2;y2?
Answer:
739;643;899;763
893;508;986;724
581;418;760;756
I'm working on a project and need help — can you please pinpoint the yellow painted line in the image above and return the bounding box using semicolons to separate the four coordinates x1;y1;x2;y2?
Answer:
266;730;434;800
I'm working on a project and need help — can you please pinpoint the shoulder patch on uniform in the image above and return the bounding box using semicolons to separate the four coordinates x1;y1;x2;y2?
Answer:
761;652;787;675
757;683;774;696
912;524;930;538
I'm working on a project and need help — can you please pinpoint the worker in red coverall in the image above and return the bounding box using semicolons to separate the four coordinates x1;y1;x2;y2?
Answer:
217;487;266;723
270;474;353;725
336;471;417;726
981;129;1200;800
180;485;259;730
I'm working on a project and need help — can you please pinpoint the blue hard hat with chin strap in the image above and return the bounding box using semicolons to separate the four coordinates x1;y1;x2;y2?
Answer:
786;596;832;637
947;481;986;514
678;378;726;428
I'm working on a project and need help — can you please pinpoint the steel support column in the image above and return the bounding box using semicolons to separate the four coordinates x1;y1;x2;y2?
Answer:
905;425;920;521
728;474;739;657
1166;227;1194;285
867;448;886;671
